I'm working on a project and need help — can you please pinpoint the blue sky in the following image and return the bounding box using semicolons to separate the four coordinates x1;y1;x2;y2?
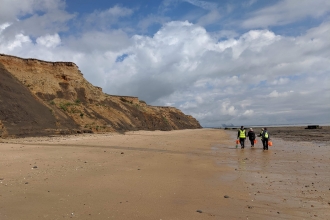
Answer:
0;0;330;127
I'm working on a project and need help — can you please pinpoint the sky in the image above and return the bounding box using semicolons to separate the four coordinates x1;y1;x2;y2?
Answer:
0;0;329;127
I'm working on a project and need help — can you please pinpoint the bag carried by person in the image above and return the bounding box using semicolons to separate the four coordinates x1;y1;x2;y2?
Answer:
268;140;273;146
254;139;257;144
235;139;239;148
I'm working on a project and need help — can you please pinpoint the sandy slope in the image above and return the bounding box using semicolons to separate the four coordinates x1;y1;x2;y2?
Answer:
0;129;329;220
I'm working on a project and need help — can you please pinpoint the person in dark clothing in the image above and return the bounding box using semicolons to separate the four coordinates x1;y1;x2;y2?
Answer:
247;128;256;147
262;127;270;150
258;128;264;148
237;126;247;149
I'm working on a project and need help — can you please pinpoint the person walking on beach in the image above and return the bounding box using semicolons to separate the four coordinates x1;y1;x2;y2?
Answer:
258;128;264;148
237;126;247;149
262;127;270;150
247;128;256;147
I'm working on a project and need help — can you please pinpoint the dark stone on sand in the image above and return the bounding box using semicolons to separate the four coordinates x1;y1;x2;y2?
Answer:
121;152;124;154
33;166;38;169
196;210;203;213
224;195;229;198
25;182;28;184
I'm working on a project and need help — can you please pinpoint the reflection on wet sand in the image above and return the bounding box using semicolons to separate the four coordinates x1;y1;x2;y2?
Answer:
221;130;330;219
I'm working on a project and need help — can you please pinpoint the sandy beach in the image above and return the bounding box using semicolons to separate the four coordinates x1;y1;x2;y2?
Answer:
0;128;329;219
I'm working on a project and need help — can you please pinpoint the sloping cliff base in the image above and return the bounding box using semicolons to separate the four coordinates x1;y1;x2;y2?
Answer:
0;129;329;219
0;54;201;138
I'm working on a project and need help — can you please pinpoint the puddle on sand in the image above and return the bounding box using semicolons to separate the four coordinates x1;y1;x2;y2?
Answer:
209;130;330;219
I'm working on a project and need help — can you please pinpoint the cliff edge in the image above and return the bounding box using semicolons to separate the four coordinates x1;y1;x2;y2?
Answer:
0;54;202;138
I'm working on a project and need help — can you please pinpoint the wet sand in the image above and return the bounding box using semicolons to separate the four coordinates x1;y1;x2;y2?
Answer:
251;126;330;142
0;129;329;219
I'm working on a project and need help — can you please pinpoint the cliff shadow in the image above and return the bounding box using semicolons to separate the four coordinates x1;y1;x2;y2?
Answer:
0;63;78;137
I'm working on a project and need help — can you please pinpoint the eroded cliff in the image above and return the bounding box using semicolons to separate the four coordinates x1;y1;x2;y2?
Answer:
0;54;202;138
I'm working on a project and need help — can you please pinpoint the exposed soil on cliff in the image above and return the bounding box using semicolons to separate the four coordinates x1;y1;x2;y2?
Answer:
0;63;80;138
0;54;201;138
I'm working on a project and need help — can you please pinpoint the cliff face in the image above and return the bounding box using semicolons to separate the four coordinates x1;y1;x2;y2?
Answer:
0;54;202;138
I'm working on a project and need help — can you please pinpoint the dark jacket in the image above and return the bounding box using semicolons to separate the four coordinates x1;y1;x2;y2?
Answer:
247;131;256;140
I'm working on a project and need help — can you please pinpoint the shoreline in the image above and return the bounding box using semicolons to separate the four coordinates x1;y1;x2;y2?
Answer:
224;126;330;143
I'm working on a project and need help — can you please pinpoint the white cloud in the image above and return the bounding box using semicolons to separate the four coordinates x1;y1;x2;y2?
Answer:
36;34;61;48
268;90;280;98
243;109;254;116
242;0;330;28
84;5;133;29
0;1;329;127
0;0;66;23
210;30;239;40
197;10;222;26
214;29;281;60
240;100;252;109
0;23;11;32
221;101;237;116
65;30;131;53
243;0;258;7
180;101;198;109
105;5;133;17
165;102;175;106
0;33;32;51
183;0;218;11
137;15;170;32
0;0;74;39
268;90;293;98
94;5;132;20
270;77;289;85
195;96;204;104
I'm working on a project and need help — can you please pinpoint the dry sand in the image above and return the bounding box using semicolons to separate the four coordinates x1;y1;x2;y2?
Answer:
0;128;329;220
